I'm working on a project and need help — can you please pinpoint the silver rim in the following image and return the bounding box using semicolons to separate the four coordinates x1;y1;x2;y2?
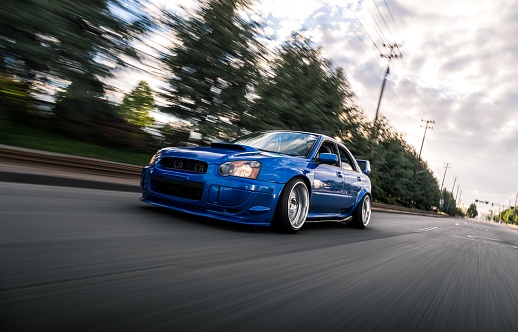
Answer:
362;196;372;226
287;182;309;229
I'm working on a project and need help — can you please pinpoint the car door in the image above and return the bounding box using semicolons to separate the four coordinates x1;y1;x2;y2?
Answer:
309;141;344;216
337;144;362;213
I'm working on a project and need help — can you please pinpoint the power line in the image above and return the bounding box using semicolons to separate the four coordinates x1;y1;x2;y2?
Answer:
336;5;383;69
383;0;403;39
363;3;391;46
345;2;382;54
342;0;447;175
372;0;397;43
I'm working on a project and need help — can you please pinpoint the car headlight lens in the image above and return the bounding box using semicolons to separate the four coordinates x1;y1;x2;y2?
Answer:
149;150;162;165
218;161;261;179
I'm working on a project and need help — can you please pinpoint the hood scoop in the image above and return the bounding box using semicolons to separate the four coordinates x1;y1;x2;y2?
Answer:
210;142;257;152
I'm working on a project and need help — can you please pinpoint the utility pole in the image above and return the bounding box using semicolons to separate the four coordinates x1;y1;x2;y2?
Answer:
418;119;435;159
438;163;450;210
368;43;402;153
446;177;457;215
514;192;518;223
439;163;451;193
455;185;461;202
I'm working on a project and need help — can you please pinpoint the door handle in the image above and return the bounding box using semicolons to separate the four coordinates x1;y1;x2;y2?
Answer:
357;176;362;181
336;171;343;178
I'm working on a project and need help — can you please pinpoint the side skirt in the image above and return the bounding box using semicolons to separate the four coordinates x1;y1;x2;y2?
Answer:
305;216;352;223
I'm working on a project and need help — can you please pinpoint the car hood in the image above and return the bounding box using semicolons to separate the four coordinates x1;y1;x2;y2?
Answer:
159;143;284;164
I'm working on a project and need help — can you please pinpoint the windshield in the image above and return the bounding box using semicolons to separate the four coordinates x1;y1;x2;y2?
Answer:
233;131;318;157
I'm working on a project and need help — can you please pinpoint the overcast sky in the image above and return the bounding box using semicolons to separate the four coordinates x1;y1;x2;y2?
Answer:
137;0;518;214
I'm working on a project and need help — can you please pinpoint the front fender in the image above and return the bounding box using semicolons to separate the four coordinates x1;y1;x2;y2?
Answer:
256;158;314;184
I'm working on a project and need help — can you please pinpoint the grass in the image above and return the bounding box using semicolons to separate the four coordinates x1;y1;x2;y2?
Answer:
0;113;153;165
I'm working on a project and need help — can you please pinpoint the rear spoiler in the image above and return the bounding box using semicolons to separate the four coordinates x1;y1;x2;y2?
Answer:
356;159;371;175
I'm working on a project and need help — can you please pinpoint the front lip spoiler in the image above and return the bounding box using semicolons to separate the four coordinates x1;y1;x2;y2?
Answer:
140;197;272;227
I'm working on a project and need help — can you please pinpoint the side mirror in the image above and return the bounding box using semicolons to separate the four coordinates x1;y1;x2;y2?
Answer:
356;159;371;175
318;153;338;165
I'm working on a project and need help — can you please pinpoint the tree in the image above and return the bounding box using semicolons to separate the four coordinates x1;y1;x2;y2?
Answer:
160;123;192;147
439;189;457;215
0;0;141;133
119;81;155;128
467;203;478;218
247;33;358;139
0;76;36;120
53;79;143;146
162;0;262;143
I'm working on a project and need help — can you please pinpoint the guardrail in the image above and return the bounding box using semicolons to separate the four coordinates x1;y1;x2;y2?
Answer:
0;144;141;179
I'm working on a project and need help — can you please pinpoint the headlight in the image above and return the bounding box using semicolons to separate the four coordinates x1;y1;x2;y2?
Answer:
149;150;162;165
218;161;261;179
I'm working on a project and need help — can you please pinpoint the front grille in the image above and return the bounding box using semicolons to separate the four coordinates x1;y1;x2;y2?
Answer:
151;175;204;200
160;157;208;173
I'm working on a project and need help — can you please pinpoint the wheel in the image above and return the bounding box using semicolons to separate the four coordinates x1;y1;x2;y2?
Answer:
273;178;309;233
351;195;371;229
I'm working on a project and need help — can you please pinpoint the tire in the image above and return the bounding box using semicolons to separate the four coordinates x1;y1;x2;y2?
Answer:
351;195;371;229
273;178;309;233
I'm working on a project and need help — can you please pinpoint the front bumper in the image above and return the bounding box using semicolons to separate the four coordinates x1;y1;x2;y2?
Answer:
140;165;284;226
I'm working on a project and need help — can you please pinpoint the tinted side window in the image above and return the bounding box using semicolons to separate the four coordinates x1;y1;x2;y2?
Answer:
337;146;356;172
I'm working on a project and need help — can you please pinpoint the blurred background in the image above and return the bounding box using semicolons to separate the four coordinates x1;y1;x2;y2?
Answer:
1;0;514;221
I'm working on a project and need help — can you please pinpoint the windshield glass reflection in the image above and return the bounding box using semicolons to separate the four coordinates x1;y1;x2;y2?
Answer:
233;132;318;157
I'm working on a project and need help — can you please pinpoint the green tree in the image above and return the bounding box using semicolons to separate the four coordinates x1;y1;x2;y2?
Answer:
363;116;441;209
160;123;192;147
53;79;143;146
0;0;142;136
248;33;358;139
119;81;155;128
466;202;478;218
0;76;36;120
162;0;262;143
439;189;457;215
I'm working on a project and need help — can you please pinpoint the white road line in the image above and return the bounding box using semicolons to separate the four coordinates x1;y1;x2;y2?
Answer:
452;235;477;241
416;227;438;232
467;235;499;241
452;235;515;250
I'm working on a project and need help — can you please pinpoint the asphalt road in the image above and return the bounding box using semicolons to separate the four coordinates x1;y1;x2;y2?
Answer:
1;182;518;331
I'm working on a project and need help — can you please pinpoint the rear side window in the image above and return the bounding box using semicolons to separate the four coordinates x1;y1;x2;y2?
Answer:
337;146;356;172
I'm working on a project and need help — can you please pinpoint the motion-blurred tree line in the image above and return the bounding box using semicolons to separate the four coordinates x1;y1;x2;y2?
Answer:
0;0;452;211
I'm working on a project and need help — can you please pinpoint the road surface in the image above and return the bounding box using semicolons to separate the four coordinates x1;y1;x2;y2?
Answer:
1;182;518;331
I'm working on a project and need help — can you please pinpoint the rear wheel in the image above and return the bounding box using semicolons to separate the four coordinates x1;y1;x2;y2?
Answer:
350;195;371;229
273;178;309;233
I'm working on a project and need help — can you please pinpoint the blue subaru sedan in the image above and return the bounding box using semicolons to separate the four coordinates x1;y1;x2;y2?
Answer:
140;130;371;233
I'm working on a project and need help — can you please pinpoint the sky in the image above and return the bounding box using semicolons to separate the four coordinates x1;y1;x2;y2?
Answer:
120;0;518;215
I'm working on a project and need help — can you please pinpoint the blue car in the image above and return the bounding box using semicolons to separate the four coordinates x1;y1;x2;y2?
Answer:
140;130;372;233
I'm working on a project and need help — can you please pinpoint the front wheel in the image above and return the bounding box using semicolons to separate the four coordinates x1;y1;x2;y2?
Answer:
273;178;309;233
350;195;371;229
